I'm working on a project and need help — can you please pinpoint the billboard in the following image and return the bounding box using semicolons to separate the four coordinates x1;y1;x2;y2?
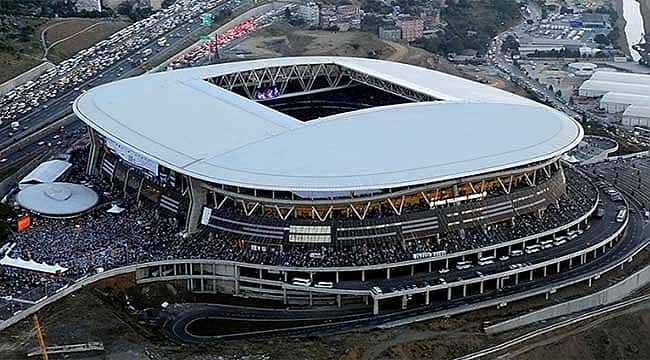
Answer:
105;138;159;176
17;215;31;232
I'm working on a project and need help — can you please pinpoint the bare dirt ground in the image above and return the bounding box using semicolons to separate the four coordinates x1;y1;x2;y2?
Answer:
232;26;463;77
44;18;104;45
506;300;650;360
232;26;528;96
47;20;129;63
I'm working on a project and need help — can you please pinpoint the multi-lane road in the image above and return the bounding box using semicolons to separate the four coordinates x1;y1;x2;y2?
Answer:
0;0;248;168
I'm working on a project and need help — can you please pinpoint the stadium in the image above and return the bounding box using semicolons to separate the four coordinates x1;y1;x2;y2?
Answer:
69;57;627;316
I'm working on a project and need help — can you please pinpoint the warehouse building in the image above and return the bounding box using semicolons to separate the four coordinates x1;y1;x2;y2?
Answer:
623;105;650;127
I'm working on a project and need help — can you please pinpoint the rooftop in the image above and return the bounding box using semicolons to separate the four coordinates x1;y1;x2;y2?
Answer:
74;57;583;192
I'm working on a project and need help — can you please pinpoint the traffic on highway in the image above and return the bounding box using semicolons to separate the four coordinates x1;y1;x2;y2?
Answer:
0;0;242;150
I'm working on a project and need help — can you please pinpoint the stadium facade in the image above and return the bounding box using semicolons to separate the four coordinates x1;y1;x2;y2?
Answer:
69;57;624;313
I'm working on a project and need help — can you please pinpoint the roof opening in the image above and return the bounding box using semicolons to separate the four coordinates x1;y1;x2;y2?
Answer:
204;62;437;122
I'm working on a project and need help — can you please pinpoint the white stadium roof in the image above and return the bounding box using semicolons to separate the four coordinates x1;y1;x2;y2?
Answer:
74;57;583;192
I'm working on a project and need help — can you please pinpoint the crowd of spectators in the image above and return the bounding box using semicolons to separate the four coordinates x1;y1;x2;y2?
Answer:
0;164;598;318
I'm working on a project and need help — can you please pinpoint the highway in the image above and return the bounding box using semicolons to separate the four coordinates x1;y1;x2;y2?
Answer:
488;3;581;120
0;0;247;163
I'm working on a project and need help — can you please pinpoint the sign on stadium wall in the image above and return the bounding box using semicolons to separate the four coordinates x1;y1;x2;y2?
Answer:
105;138;159;176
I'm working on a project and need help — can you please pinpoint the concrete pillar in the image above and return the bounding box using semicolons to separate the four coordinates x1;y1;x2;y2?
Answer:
86;128;102;175
373;298;379;315
309;291;313;306
515;272;519;285
185;178;209;234
479;281;484;294
543;266;547;277
335;272;339;283
445;258;449;270
387;268;391;279
361;270;365;282
529;270;533;281
283;288;287;304
401;295;408;310
425;291;430;305
337;294;341;308
496;277;501;290
122;167;133;197
428;262;432;273
569;258;573;268
462;285;467;297
557;262;561;273
588;278;592;287
447;287;452;300
411;265;414;276
234;266;240;295
545;291;550;300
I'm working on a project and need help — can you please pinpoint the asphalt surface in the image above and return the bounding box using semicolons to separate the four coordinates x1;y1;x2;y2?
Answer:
161;166;649;343
0;0;247;168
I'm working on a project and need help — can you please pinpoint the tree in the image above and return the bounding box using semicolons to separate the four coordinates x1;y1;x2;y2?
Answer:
594;33;610;46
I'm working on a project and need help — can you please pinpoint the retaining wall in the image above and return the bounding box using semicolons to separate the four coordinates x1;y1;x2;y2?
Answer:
0;62;55;97
485;264;650;334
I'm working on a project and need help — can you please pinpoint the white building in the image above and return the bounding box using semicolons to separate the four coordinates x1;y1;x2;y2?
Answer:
599;93;650;113
568;62;597;77
76;0;101;12
623;105;650;127
579;80;650;97
297;2;320;27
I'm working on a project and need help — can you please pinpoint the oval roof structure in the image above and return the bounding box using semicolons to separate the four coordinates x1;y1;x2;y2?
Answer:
74;57;583;192
16;182;99;216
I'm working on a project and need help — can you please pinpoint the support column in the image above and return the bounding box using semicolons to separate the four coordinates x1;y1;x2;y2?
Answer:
122;167;133;197
529;270;533;281
447;287;452;300
515;272;519;285
425;291;430;305
373;298;379;315
234;265;240;295
86;128;102;175
361;270;365;282
543;266;547;277
336;271;340;283
336;294;341;308
401;295;408;310
387;268;391;279
185;178;209;234
557;262;561;273
479;281;484;294
588;278;593;287
462;285;467;297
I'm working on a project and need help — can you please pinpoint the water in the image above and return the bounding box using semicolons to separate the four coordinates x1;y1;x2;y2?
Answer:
622;0;647;62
